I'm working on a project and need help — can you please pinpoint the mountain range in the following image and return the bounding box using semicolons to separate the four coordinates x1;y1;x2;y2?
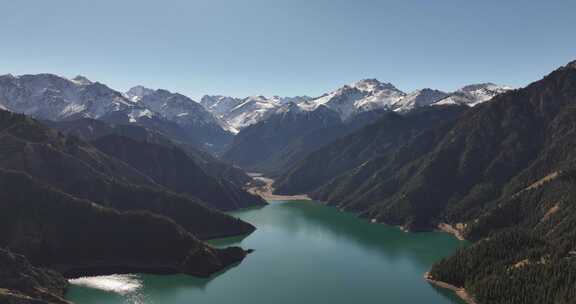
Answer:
0;74;233;153
1;61;569;304
220;80;510;173
201;79;511;133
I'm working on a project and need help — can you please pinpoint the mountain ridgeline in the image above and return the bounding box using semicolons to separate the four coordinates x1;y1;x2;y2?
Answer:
276;61;576;303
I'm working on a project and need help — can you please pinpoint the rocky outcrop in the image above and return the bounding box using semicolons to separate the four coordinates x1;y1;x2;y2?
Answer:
0;248;69;304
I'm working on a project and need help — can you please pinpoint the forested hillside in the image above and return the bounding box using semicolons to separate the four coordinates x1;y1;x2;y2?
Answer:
276;61;576;303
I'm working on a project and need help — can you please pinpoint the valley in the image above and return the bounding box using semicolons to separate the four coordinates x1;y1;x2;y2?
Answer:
1;61;576;304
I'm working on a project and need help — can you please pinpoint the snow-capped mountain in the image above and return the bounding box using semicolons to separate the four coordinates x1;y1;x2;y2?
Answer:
392;89;448;112
0;74;135;121
200;95;244;118
0;73;233;153
203;79;511;130
224;96;280;130
201;95;313;131
298;79;406;119
125;85;155;102
125;86;235;149
433;83;513;107
126;86;228;130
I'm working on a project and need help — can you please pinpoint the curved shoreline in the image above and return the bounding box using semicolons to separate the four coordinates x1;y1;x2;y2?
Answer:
424;272;476;304
248;174;473;303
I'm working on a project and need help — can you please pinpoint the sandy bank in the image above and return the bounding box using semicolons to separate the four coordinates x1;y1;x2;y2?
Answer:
437;223;466;241
424;272;476;304
247;175;310;201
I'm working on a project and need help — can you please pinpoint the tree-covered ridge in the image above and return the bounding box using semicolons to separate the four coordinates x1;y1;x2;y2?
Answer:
45;117;253;187
0;168;248;278
274;105;467;195
93;134;265;211
430;229;576;304
0;109;256;239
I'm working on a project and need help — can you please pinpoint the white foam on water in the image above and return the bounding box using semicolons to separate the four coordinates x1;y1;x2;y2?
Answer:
69;274;143;295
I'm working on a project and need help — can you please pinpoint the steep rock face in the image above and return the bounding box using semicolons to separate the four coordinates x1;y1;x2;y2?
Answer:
93;134;265;211
0;169;249;279
0;248;69;304
0;109;255;239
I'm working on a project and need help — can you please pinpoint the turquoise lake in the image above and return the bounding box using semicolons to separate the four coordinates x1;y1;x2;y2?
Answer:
67;200;466;304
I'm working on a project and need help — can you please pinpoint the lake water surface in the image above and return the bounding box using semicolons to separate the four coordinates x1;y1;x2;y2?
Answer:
67;200;466;304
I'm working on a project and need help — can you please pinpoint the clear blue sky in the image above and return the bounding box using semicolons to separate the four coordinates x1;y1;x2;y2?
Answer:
1;0;575;99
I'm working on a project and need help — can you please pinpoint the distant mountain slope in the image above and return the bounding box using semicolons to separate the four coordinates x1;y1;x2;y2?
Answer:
93;134;265;211
222;104;388;174
44;118;253;188
274;105;468;195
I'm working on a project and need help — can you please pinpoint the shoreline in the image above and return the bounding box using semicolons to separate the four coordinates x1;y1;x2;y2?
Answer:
247;175;310;201
424;272;476;304
437;223;467;241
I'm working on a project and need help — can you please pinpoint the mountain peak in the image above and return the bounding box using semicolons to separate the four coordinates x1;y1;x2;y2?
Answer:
126;85;155;102
352;78;398;92
71;75;92;85
565;60;576;70
460;83;499;92
0;73;16;80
